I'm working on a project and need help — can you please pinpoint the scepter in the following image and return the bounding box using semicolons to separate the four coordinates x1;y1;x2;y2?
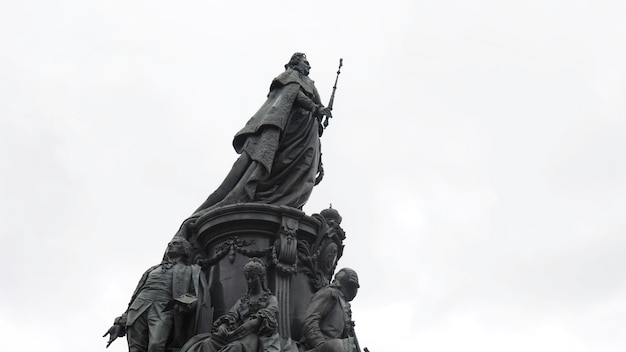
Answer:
323;58;343;128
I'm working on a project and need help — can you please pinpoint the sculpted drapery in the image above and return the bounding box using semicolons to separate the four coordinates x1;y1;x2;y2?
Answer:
300;269;360;352
176;53;330;240
104;238;212;352
124;262;212;351
180;258;281;352
194;55;324;214
181;293;281;352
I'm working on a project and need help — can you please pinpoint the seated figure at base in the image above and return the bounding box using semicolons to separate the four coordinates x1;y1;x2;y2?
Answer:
300;268;360;352
181;258;281;352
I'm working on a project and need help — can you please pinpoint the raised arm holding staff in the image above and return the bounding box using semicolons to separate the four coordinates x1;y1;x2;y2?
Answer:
175;53;336;240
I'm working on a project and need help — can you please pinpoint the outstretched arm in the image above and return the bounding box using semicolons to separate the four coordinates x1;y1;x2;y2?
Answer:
103;265;156;347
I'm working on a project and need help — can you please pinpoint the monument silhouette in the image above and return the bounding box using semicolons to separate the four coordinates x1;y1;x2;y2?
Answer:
105;53;365;352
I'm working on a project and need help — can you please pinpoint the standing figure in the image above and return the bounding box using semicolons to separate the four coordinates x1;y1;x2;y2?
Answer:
104;237;212;352
181;258;281;352
300;268;360;352
177;53;332;239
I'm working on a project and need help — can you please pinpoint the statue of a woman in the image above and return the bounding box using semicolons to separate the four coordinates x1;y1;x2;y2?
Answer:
176;53;332;240
181;258;281;352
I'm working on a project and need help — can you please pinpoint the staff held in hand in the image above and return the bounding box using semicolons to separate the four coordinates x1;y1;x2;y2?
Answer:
323;58;343;129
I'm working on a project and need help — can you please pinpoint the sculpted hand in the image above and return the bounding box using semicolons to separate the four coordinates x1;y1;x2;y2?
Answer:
316;106;332;118
215;324;230;337
228;317;260;339
241;317;261;332
103;324;124;348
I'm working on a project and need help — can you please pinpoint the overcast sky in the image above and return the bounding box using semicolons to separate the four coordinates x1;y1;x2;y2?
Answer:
1;1;625;351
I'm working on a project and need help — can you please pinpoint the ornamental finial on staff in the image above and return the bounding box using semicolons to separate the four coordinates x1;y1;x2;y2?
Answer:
323;58;343;129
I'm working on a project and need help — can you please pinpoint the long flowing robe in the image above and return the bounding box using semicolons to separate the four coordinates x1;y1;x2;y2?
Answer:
181;293;281;352
193;68;323;216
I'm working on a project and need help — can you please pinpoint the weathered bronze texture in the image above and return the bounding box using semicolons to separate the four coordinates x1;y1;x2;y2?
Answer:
300;268;360;352
175;53;332;241
186;204;345;343
105;54;367;352
180;258;281;352
104;237;212;351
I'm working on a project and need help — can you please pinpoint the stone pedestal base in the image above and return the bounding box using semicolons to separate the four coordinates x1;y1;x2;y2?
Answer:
188;204;345;343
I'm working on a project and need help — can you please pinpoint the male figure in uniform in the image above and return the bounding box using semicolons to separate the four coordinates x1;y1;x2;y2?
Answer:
301;268;360;352
104;237;211;352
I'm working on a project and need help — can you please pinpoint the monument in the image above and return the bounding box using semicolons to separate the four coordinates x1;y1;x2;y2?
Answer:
105;53;366;352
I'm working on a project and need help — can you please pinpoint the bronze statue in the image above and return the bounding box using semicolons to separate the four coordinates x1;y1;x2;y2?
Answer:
181;258;281;352
300;268;360;352
104;237;212;352
177;52;332;239
101;54;368;352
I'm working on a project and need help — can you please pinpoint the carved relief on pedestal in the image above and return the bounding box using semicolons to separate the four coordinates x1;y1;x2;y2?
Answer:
271;216;300;274
298;207;346;290
200;237;272;267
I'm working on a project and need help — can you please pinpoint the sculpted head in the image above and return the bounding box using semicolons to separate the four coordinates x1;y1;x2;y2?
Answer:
332;268;359;302
164;237;193;263
244;258;268;293
285;52;310;76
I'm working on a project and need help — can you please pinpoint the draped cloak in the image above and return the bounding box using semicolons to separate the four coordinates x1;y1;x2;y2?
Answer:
192;68;322;217
180;294;281;352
